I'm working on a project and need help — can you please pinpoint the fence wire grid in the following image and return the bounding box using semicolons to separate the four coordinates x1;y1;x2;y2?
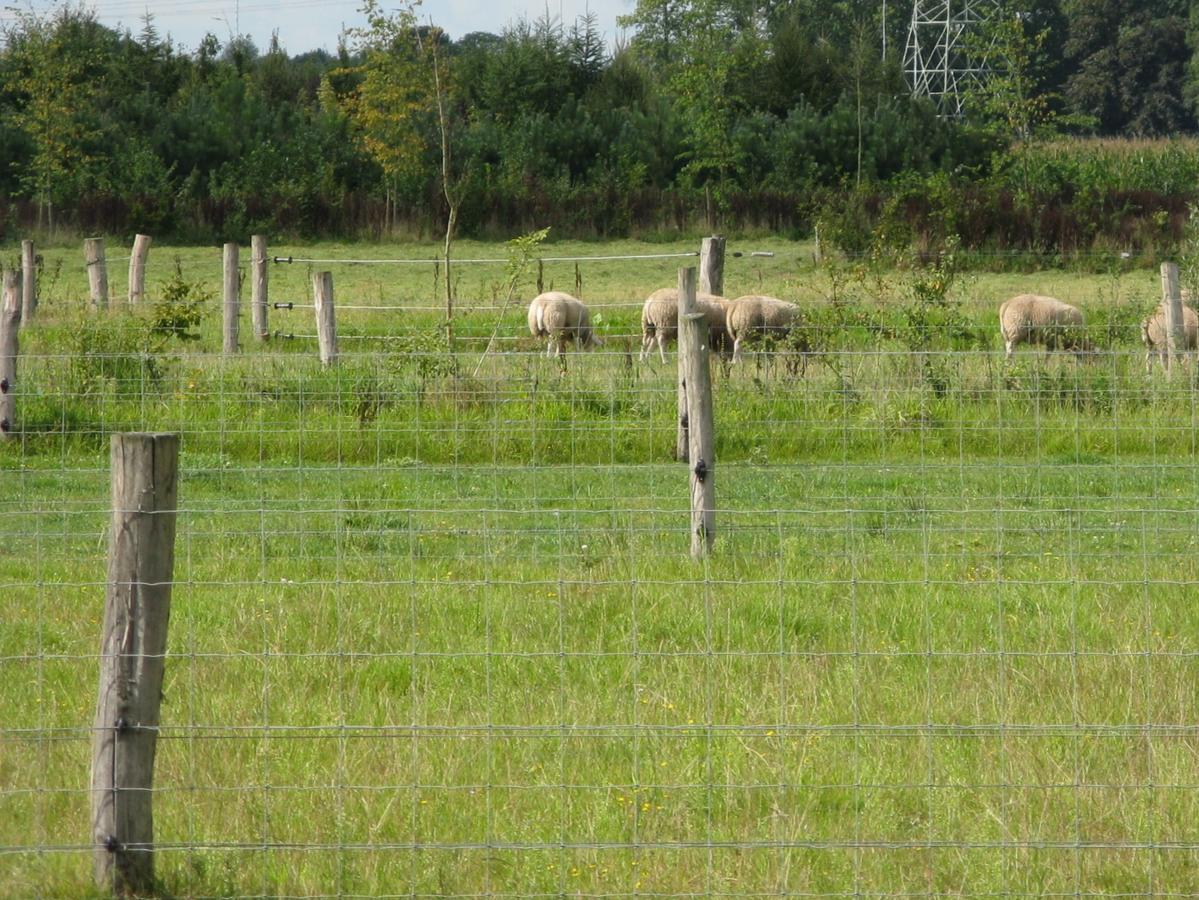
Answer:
2;241;1199;896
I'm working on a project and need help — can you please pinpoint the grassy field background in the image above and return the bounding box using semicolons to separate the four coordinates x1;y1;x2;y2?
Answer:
2;238;1198;896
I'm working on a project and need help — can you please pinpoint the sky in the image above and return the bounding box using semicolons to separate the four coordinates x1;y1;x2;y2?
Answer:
6;1;637;54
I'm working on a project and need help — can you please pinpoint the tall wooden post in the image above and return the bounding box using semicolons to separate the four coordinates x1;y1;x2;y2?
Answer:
313;271;338;367
1;271;20;440
1161;262;1185;377
699;235;726;297
251;235;269;342
223;243;239;354
678;266;716;558
85;237;109;310
127;235;152;305
91;433;179;895
20;240;36;322
676;337;689;462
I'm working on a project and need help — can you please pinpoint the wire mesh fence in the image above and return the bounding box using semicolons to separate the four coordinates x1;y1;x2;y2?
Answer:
3;334;1199;896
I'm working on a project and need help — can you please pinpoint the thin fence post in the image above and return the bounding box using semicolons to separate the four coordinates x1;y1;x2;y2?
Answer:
678;266;716;558
699;235;726;296
223;243;239;354
127;234;152;305
314;271;338;366
251;235;269;342
91;432;180;895
1161;261;1184;377
1;271;20;439
21;239;36;321
85;237;109;310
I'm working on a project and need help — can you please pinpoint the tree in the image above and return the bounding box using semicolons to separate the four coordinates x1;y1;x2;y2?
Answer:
3;5;102;230
1063;0;1192;134
623;0;759;226
342;0;433;232
422;24;465;344
966;7;1058;142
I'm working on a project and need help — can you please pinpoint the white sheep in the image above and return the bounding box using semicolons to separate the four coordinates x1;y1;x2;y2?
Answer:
527;291;602;358
639;288;731;363
1141;291;1198;371
725;295;800;364
998;294;1089;360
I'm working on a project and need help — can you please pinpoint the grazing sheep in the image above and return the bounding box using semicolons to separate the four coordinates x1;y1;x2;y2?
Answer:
639;288;731;363
1141;291;1198;371
527;291;602;358
725;295;801;364
998;294;1089;360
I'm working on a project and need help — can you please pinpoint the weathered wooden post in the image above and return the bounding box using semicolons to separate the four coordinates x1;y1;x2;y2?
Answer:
251;235;269;342
1;271;20;440
678;266;716;558
676;340;689;461
21;240;36;321
313;271;338;366
699;235;726;297
223;243;239;354
85;237;110;310
91;432;179;895
1161;262;1186;376
127;234;152;305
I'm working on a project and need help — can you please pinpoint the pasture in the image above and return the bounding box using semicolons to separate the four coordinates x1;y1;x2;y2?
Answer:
2;237;1198;896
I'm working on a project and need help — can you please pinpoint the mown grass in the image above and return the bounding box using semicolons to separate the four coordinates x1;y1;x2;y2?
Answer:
1;240;1198;896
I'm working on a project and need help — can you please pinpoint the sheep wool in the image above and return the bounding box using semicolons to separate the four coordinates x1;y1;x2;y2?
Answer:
639;288;731;363
998;294;1087;360
527;292;601;358
1141;291;1198;371
725;295;800;364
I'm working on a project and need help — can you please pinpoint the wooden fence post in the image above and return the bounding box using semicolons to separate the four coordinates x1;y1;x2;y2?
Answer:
128;235;152;305
313;271;338;366
676;329;689;462
1161;262;1185;377
223;243;239;354
91;432;180;895
21;240;36;322
1;271;20;440
678;266;716;558
85;237;109;310
251;235;269;342
699;235;726;297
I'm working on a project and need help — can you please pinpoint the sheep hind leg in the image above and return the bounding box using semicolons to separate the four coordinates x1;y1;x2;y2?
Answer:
639;333;652;363
657;334;668;364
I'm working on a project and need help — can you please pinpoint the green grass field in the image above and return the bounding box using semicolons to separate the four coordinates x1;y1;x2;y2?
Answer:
2;239;1199;896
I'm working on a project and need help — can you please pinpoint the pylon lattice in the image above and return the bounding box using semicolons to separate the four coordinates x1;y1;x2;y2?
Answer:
904;0;1002;117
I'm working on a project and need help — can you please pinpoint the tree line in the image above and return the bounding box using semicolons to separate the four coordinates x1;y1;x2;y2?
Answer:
0;0;1195;254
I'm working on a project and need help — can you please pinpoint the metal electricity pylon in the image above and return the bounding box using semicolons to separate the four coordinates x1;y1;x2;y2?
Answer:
904;0;1002;117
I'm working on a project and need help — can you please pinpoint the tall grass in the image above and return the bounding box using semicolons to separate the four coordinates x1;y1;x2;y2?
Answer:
1;244;1197;896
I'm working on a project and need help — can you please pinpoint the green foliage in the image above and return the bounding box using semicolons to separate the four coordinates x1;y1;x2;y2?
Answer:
63;313;160;397
3;5;102;228
1065;0;1193;136
150;259;209;342
0;0;1196;246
